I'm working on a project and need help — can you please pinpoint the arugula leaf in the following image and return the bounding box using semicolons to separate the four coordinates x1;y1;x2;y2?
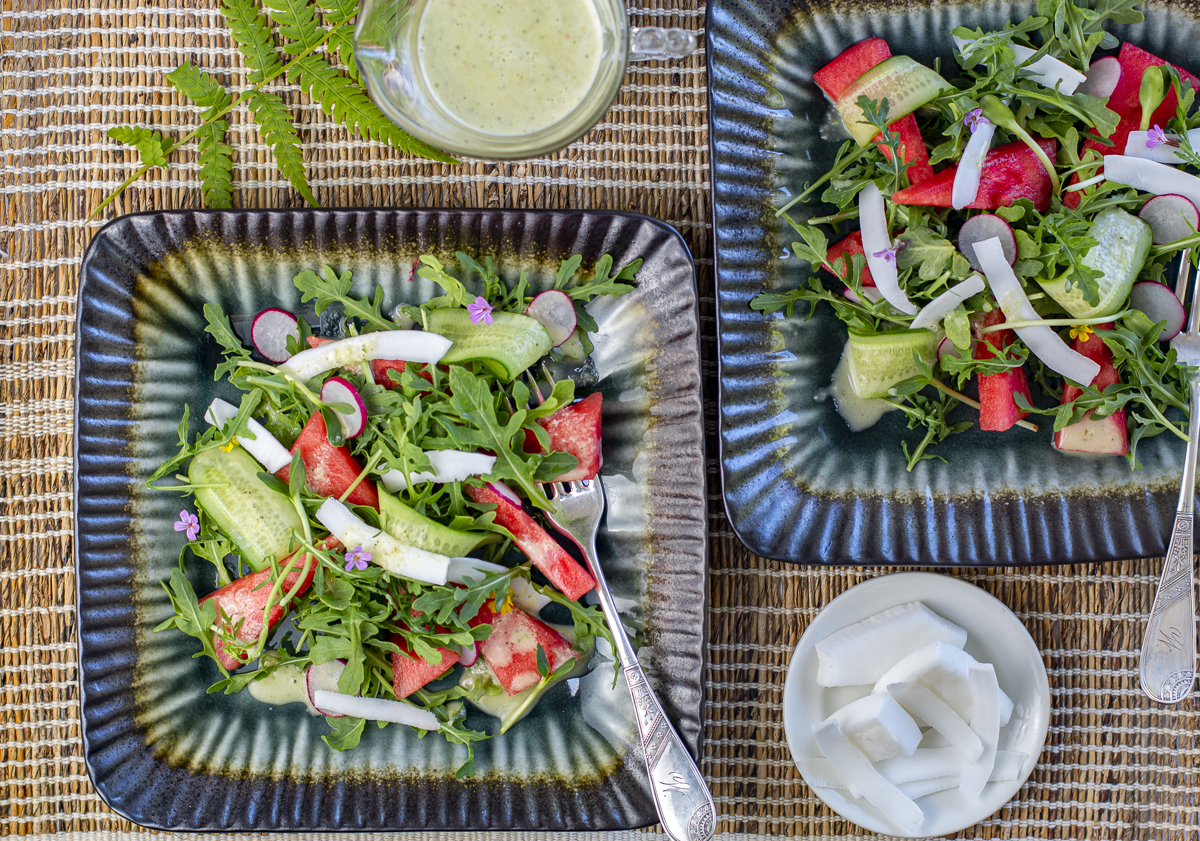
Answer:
155;564;225;672
897;228;958;282
416;255;470;308
323;715;366;751
295;265;395;332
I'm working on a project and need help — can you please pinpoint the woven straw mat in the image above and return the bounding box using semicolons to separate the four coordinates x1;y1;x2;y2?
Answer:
2;0;1198;837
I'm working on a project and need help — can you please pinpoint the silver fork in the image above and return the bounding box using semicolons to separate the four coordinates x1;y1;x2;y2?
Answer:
1141;250;1200;704
526;374;715;841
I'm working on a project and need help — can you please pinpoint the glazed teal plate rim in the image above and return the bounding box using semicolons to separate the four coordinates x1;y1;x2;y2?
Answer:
74;208;708;831
707;0;1192;565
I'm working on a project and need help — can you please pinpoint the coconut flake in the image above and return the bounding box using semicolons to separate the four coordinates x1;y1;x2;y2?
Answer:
911;275;987;330
959;664;1001;800
953;121;997;209
811;719;925;835
311;689;440;730
204;398;293;473
859;183;918;315
379;450;498;491
280;331;452;381
886;681;983;762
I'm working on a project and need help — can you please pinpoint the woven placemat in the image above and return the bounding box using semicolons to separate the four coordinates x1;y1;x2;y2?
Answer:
2;0;1198;837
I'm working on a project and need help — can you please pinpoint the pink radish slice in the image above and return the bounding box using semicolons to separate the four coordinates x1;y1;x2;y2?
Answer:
525;290;577;347
1077;56;1121;98
252;308;300;364
306;660;347;717
1139;195;1200;245
1129;280;1187;341
487;481;523;508
457;642;478;667
937;336;962;363
320;376;367;438
958;214;1016;273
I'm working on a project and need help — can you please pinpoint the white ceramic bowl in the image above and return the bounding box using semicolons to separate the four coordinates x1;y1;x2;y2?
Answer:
782;572;1051;837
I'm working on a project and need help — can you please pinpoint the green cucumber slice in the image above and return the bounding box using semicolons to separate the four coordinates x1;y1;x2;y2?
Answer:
425;309;553;380
189;445;304;571
847;328;941;399
378;489;488;556
836;56;954;146
1037;207;1151;319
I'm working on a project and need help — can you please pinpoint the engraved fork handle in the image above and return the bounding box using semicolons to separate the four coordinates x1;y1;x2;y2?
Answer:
1140;377;1200;704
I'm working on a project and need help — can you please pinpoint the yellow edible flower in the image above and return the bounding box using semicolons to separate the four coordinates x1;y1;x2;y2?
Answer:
1069;324;1094;342
220;440;238;452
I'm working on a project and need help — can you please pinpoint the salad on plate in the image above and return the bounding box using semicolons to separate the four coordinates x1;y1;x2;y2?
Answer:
755;0;1200;470
151;251;639;776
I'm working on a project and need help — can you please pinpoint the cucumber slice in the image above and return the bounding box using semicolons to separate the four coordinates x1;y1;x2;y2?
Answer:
425;308;552;380
378;489;489;556
847;328;941;399
188;446;304;571
1037;207;1152;319
836;57;954;146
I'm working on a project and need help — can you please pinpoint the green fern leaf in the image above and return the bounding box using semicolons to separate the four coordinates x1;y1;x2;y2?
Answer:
265;0;324;53
197;121;235;209
108;126;172;170
221;0;284;82
245;89;318;206
166;63;232;118
319;0;359;81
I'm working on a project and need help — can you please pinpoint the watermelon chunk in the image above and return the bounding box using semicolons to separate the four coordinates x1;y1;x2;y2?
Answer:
523;393;603;482
390;633;460;698
824;230;876;287
202;540;333;671
472;602;579;696
464;484;596;600
276;411;380;510
975;310;1034;432
876;114;934;185
892;138;1058;212
813;38;894;100
1053;324;1129;454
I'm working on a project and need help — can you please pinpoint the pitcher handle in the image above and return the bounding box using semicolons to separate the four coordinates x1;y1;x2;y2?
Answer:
629;26;699;61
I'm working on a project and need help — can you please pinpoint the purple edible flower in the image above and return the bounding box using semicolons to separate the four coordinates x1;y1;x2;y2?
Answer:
964;108;990;134
467;296;494;326
174;510;199;541
872;239;908;264
344;545;372;572
1146;125;1178;149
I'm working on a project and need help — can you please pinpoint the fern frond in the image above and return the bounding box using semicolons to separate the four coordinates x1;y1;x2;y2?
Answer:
319;0;359;81
108;126;172;170
166;63;232;118
196;121;235;209
264;0;325;53
221;0;284;82
245;90;317;205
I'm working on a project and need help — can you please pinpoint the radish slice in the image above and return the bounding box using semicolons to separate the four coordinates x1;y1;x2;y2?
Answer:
952;121;998;209
859;183;918;315
311;689;439;731
911;275;986;330
811;720;924;835
280;331;453;381
251;308;300;364
959;664;1000;800
204;397;293;473
446;556;507;584
1139;194;1200;245
842;286;883;305
457;642;478;667
486;481;523;508
320;376;367;439
315;497;450;585
379;450;498;492
1122;128;1200;165
958;214;1016;273
976;237;1102;385
306;660;346;717
1130;280;1187;340
1103;155;1200;212
937;335;962;363
525;290;577;347
1077;55;1121;98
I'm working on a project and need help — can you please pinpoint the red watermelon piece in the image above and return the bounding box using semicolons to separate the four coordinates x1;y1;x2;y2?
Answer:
876;114;934;185
276;411;380;510
390;633;460;698
824;230;875;287
892;138;1058;212
523;393;603;482
975;309;1034;432
465;484;596;600
472;602;579;696
813;38;893;100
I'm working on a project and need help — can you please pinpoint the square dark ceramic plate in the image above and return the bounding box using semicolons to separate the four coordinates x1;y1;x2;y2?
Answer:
74;209;707;831
707;0;1197;565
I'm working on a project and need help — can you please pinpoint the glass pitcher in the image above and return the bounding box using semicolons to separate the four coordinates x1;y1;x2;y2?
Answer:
354;0;698;160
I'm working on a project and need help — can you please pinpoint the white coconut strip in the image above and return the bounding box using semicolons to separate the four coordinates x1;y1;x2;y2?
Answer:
859;182;918;315
811;719;925;835
952;122;998;209
954;36;1085;93
1104;154;1200;211
976;237;1102;385
315;497;449;586
911;275;987;330
959;664;1001;800
887;682;983;762
204;398;293;473
280;331;453;381
311;689;439;730
1122;128;1200;165
800;750;1026;795
379;450;498;491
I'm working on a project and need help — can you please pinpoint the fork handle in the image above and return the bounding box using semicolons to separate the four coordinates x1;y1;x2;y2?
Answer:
623;660;716;841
